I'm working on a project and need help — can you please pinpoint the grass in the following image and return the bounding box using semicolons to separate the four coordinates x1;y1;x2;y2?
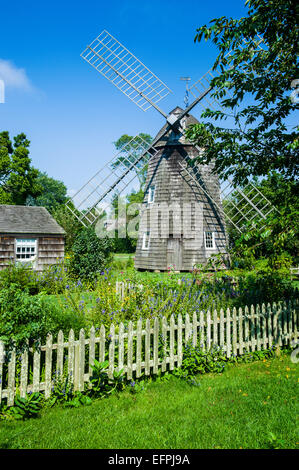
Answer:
0;353;298;449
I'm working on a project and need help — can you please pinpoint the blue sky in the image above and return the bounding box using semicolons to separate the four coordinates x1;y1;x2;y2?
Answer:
0;0;250;196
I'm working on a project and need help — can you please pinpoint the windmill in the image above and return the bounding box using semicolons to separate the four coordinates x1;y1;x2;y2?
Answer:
66;30;276;271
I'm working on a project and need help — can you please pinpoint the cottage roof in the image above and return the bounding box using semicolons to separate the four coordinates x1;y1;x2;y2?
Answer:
0;205;65;235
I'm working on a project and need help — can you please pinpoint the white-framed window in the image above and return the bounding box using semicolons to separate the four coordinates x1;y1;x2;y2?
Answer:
15;238;37;261
142;231;150;250
148;185;155;204
204;231;215;249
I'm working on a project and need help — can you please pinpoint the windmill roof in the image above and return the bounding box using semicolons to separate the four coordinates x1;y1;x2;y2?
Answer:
0;205;65;235
153;106;200;145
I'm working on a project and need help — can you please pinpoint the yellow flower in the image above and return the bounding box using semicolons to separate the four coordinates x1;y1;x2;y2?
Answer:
242;393;248;397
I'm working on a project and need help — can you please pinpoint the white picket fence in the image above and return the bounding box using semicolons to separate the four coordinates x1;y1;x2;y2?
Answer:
0;299;298;406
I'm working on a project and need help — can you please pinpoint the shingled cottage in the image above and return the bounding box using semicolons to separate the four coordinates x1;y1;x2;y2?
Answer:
0;205;65;271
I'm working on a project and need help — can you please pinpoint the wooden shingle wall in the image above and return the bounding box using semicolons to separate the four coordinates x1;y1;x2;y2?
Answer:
0;235;64;271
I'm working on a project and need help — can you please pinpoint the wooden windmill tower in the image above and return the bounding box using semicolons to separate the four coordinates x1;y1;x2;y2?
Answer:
66;30;276;271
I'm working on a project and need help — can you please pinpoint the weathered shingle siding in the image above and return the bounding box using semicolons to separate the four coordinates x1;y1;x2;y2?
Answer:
134;107;227;272
0;205;65;271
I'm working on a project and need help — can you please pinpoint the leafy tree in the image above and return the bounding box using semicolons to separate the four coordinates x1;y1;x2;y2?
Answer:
185;0;299;186
112;133;153;187
0;131;42;205
26;171;68;213
52;204;83;253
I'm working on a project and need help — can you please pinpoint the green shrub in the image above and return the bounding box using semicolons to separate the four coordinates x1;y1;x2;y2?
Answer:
0;285;50;349
0;262;39;295
70;227;114;281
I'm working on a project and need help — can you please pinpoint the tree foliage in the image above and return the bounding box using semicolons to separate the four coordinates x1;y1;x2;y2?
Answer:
0;131;42;205
185;0;299;185
26;171;68;213
112;133;153;187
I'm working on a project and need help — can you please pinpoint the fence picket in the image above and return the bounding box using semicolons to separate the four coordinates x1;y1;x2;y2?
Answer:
185;314;191;345
0;341;4;404
99;325;106;363
108;325;115;380
238;308;243;355
89;327;95;379
7;346;16;406
45;334;53;399
220;309;225;349
32;347;41;393
67;329;75;385
283;301;288;346
256;304;262;351
267;303;273;349
136;319;142;378
153;317;159;374
262;304;267;350
199;311;205;351
161;317;167;373
250;305;256;352
169;315;175;370
20;343;29;398
206;311;211;351
273;303;278;345
118;322;124;373
244;306;249;352
177;314;183;368
232;308;237;357
127;321;133;380
213;310;218;346
145;319;151;376
192;313;198;347
226;308;231;358
56;330;64;380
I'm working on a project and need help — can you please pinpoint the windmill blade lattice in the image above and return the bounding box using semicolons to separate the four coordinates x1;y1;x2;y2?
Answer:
81;30;172;114
66;135;158;226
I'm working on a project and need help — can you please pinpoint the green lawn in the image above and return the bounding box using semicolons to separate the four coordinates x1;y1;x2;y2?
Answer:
0;354;298;449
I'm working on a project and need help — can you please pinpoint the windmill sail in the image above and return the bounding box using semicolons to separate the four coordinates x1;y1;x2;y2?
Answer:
81;30;171;116
66;135;157;226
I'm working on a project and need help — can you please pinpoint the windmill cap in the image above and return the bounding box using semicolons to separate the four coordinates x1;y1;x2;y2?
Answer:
153;106;200;147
